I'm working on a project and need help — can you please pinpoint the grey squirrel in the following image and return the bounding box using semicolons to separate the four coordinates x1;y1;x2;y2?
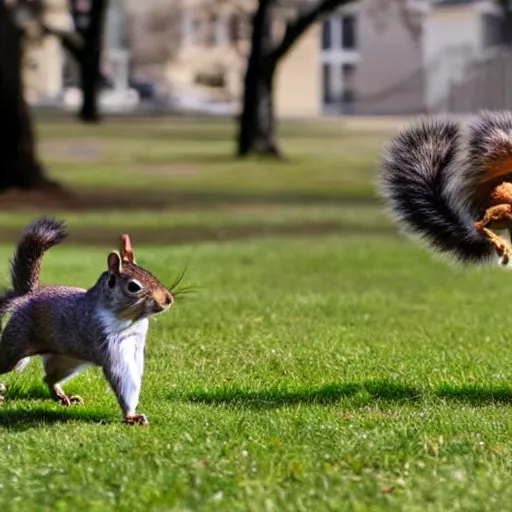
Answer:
378;111;512;265
0;217;174;425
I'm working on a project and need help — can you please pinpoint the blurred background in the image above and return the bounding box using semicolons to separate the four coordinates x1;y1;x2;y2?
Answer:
1;0;511;250
4;4;512;508
4;0;512;504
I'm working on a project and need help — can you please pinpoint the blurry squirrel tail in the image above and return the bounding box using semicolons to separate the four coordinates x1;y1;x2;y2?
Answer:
378;118;494;264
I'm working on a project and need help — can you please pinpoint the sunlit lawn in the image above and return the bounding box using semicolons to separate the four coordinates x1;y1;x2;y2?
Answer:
2;116;510;511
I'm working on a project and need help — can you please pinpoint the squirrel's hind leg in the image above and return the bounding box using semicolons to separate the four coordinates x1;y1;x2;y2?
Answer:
0;331;38;402
0;337;33;377
42;355;86;406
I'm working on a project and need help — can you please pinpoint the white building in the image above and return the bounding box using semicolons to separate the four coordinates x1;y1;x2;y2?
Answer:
320;0;507;116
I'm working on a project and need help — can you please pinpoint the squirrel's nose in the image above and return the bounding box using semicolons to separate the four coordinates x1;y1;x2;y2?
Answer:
152;290;174;311
164;291;174;307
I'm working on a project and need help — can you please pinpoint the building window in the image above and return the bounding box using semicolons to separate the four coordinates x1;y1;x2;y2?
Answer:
482;14;503;48
341;63;356;104
183;14;199;45
229;14;242;43
322;63;332;104
215;14;228;45
322;20;331;50
205;14;217;46
341;14;356;50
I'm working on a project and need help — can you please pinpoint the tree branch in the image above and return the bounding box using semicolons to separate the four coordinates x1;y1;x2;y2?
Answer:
42;24;112;86
268;0;354;63
42;25;84;62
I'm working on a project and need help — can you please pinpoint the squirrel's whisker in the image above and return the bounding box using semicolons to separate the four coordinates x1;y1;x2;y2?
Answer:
168;265;189;292
172;285;201;298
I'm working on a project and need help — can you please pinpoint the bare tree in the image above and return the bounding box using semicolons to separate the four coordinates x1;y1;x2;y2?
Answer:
70;0;108;122
0;0;58;191
0;0;109;192
238;0;355;158
40;0;108;122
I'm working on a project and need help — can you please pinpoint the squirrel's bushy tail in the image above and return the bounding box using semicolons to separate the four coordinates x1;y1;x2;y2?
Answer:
457;111;512;215
378;118;494;264
10;217;67;296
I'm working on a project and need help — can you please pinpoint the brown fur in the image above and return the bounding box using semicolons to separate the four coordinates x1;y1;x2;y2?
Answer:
458;114;512;264
473;159;512;207
489;182;512;207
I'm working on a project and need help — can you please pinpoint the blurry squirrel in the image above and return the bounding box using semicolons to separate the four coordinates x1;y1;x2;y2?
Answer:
379;111;512;266
0;217;174;426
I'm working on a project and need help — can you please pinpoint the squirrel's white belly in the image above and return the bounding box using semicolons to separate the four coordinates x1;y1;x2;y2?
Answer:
95;308;149;413
95;307;149;345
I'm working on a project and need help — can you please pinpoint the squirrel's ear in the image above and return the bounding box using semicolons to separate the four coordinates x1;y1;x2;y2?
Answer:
107;251;123;275
120;234;136;264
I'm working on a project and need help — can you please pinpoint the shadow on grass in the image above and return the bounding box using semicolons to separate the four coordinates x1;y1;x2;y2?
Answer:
0;407;110;430
436;383;512;405
0;221;398;247
0;187;380;213
0;384;112;429
79;189;380;211
3;382;512;430
178;380;421;410
5;384;51;401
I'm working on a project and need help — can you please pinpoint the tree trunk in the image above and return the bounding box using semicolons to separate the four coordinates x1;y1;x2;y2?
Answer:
76;0;108;123
252;64;279;155
0;3;55;191
239;61;279;157
237;0;280;158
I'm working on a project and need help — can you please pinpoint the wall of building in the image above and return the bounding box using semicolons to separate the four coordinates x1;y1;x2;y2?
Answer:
168;0;321;117
352;0;425;115
275;23;320;118
422;4;481;112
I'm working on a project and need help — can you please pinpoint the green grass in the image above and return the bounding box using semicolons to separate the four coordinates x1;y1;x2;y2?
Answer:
0;204;386;231
35;116;389;198
3;238;512;511
4;115;512;511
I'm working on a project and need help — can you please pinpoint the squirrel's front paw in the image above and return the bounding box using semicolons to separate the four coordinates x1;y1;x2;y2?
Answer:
59;395;84;407
124;413;149;426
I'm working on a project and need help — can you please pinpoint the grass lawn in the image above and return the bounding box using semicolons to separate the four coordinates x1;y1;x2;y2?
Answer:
2;116;512;511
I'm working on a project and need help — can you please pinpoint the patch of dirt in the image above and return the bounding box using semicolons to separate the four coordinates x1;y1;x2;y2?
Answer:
0;190;390;246
0;188;378;212
0;189;85;210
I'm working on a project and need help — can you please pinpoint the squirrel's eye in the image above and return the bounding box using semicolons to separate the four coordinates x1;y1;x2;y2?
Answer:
127;280;143;293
